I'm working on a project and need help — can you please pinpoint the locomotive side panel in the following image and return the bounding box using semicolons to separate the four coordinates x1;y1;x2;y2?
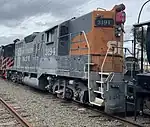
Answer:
56;13;92;78
13;41;23;71
13;32;42;73
12;32;49;89
39;55;88;79
38;16;92;79
69;12;92;56
38;26;60;77
14;41;34;72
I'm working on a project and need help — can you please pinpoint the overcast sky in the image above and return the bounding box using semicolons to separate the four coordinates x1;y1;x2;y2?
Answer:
0;0;150;46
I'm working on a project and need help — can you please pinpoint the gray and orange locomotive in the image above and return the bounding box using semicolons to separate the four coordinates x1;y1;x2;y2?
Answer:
0;3;149;115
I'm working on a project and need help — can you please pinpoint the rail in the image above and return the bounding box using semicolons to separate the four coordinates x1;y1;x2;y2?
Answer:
73;99;145;127
81;31;91;103
0;97;32;127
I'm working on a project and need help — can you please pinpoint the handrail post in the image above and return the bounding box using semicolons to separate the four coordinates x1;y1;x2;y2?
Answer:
100;47;110;94
81;31;91;103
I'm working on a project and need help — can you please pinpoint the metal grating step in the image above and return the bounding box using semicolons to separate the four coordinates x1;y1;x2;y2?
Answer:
90;97;104;106
98;72;110;75
96;81;104;84
85;63;95;65
55;89;63;94
94;90;103;94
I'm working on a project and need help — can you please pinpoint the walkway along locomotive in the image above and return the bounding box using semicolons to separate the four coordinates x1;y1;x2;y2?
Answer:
1;3;144;115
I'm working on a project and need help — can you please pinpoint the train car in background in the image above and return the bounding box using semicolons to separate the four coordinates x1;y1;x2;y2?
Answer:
124;56;140;77
0;43;15;78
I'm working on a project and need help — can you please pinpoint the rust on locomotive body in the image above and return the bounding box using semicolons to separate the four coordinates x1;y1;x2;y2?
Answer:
70;4;126;73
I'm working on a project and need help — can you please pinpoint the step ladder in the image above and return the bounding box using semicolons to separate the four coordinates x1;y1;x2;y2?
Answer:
90;45;111;106
94;72;110;96
95;72;114;94
91;72;112;106
125;81;137;121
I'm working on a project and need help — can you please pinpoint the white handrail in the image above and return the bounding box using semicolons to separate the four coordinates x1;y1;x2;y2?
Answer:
100;47;111;94
106;72;114;91
81;31;91;103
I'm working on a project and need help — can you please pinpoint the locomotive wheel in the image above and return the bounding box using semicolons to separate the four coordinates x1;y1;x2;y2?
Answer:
52;85;58;95
11;75;17;83
145;99;150;110
79;90;89;104
65;88;73;100
82;90;89;104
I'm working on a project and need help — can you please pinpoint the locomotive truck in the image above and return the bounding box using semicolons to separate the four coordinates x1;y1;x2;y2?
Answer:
1;3;148;115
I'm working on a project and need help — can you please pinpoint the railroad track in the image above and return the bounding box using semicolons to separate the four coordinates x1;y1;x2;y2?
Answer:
69;98;150;127
85;104;150;127
2;79;150;127
0;96;32;127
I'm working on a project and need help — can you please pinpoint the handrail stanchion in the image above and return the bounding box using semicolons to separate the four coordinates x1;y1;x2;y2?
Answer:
81;31;91;103
100;47;110;94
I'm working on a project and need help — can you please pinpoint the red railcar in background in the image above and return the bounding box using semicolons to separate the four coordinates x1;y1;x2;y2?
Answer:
0;44;15;78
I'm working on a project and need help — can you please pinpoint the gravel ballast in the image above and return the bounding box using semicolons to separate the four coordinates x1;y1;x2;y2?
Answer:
0;79;127;127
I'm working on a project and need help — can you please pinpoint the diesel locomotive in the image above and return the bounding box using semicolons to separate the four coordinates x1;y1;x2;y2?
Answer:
0;44;15;78
1;3;149;115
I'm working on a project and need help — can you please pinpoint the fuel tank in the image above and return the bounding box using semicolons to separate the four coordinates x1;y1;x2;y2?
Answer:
22;76;45;90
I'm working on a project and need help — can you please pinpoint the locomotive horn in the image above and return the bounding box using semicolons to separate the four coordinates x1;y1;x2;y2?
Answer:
115;4;126;12
13;39;20;43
